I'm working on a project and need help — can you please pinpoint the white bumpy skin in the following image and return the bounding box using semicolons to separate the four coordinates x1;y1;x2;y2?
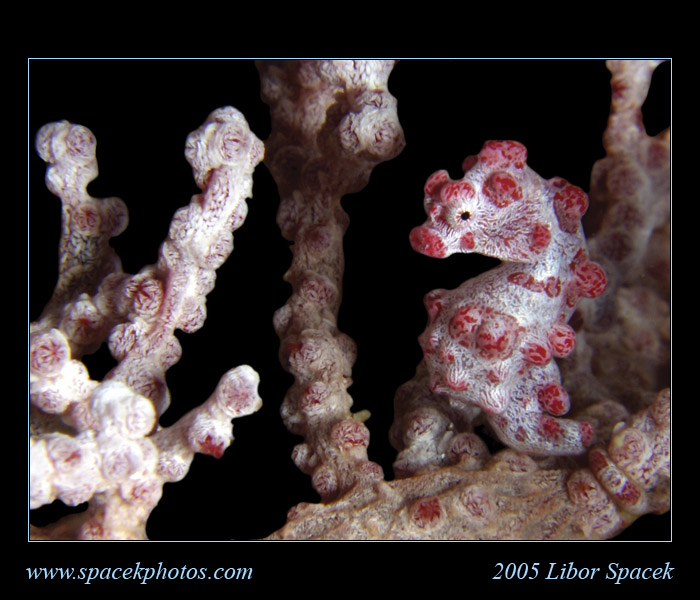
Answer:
410;140;605;456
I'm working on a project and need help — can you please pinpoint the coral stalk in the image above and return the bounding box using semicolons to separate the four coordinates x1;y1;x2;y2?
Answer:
258;60;406;500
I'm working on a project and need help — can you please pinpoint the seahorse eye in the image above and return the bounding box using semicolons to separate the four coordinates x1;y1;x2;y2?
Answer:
460;211;471;221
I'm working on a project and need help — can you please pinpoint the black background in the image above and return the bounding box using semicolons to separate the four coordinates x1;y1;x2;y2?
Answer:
27;59;672;582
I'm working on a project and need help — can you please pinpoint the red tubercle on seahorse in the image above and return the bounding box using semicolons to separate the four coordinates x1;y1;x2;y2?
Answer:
479;140;528;169
552;178;589;234
460;232;476;250
537;382;570;416
528;223;551;253
521;342;552;366
413;140;605;456
441;180;475;204
548;323;576;357
474;312;520;360
483;171;523;208
424;169;450;196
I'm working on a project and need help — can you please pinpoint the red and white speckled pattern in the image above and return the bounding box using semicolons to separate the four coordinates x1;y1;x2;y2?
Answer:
410;140;605;455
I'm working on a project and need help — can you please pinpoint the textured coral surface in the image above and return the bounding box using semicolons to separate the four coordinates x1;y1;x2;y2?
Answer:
29;59;670;541
30;107;264;539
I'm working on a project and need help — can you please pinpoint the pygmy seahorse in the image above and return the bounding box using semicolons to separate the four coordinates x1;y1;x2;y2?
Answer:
410;140;606;455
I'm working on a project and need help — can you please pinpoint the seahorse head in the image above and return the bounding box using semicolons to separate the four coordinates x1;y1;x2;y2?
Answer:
410;141;563;263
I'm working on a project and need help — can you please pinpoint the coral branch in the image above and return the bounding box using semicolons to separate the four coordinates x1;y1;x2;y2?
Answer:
271;389;668;540
564;60;670;416
259;60;406;501
30;107;264;539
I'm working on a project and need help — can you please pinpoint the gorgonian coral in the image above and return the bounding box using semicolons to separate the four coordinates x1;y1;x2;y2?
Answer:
30;106;264;539
29;59;670;541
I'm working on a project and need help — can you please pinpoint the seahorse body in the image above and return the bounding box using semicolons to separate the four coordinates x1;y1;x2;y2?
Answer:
411;141;606;455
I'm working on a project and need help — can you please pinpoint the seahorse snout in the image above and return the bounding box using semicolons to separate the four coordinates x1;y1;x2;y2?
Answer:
410;226;447;258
